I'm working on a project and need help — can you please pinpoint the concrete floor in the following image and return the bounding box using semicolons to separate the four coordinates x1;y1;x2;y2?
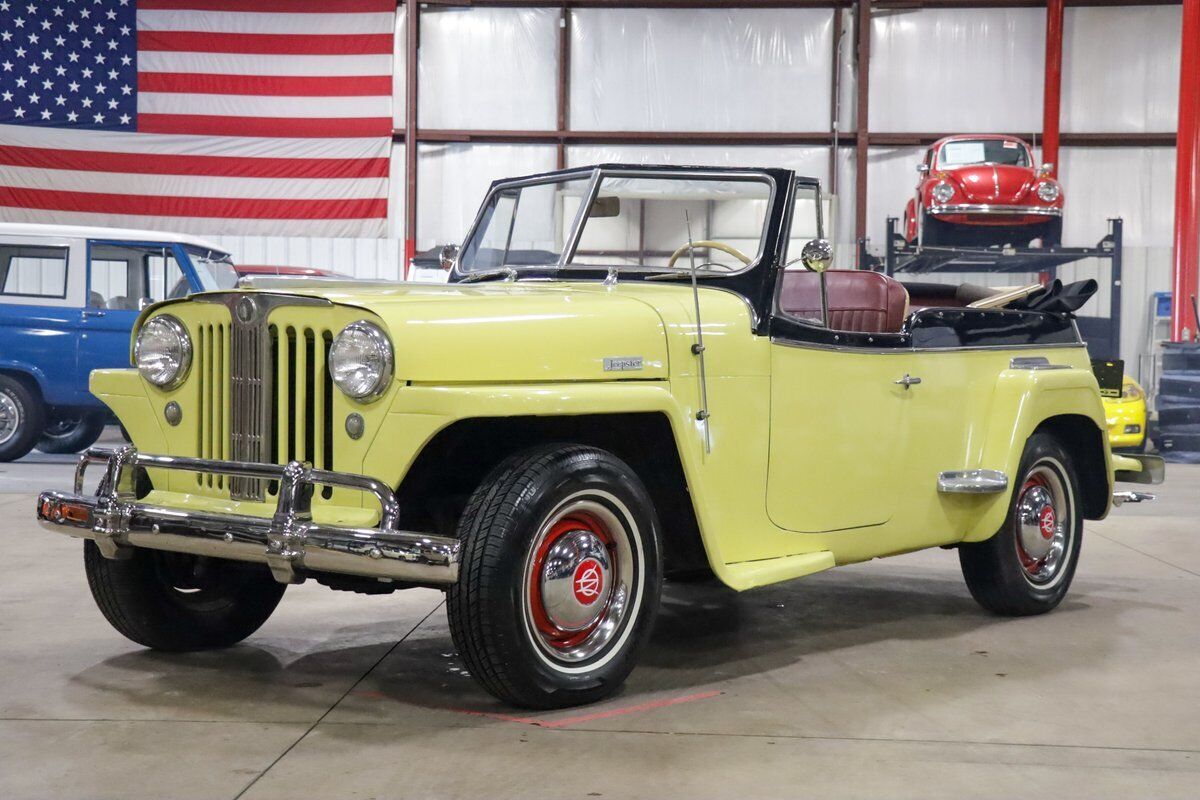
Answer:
2;436;1197;799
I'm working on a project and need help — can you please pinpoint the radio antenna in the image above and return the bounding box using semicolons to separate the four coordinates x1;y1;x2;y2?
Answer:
684;210;712;454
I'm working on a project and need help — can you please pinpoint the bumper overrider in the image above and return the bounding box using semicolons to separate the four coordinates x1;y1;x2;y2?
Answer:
36;446;460;586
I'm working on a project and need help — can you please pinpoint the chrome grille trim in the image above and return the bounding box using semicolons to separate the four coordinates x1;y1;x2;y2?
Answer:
230;313;270;500
196;293;332;502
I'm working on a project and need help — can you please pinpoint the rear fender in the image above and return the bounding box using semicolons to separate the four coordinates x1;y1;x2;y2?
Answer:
962;363;1111;542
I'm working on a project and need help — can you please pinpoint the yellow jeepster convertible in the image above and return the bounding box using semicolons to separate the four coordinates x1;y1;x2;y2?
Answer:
37;165;1163;708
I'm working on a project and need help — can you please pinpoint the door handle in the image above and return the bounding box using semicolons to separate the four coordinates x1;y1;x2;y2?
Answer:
82;309;106;318
893;373;922;389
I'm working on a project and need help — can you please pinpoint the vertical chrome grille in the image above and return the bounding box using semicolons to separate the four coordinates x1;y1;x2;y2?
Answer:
196;321;228;490
230;314;272;501
193;294;335;503
275;325;336;500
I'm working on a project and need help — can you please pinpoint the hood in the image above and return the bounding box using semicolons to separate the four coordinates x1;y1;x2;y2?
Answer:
237;281;672;384
944;164;1035;204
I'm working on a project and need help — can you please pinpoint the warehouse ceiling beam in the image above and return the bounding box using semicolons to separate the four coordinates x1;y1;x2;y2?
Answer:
412;1;1179;7
393;130;1178;147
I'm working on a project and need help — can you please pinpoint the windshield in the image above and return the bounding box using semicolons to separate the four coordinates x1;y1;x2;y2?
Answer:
459;170;775;275
460;177;592;271
183;246;239;291
937;139;1031;168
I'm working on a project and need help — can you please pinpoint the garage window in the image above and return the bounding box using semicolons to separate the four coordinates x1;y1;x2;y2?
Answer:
0;245;70;299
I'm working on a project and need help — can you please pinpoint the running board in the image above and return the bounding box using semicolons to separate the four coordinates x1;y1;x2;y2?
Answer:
722;551;836;592
937;469;1010;494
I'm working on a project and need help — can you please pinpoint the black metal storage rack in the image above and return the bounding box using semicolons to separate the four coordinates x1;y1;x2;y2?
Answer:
860;218;1124;361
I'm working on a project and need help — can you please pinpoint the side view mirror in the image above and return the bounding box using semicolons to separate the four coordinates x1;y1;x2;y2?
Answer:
439;243;459;272
800;239;833;273
1039;162;1055;176
917;163;929;175
138;297;153;311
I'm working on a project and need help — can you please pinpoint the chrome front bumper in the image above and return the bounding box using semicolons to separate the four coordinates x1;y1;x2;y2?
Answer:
36;446;460;586
927;203;1062;217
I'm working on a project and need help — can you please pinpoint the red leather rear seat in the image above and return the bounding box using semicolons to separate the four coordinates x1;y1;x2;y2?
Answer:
779;270;910;333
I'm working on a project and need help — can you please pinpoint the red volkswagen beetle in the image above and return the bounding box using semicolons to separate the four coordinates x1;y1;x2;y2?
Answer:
903;135;1063;248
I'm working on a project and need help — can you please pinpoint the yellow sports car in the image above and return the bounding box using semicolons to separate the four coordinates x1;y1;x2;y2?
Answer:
1103;376;1148;450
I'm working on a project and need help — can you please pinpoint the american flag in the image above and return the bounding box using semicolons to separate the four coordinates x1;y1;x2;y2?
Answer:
0;0;393;238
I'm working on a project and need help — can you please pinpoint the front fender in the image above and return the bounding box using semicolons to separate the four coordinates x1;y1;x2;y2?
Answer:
963;364;1111;542
364;381;690;495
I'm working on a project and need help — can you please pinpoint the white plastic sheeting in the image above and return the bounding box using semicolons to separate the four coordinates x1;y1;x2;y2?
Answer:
419;8;559;130
568;145;853;263
870;8;1045;133
416;143;557;250
1058;147;1177;248
1063;5;1181;133
861;145;924;249
570;9;833;132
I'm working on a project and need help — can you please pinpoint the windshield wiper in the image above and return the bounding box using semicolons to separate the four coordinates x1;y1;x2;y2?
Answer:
457;267;519;284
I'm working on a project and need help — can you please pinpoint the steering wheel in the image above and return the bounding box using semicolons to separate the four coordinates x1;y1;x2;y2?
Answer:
666;240;752;270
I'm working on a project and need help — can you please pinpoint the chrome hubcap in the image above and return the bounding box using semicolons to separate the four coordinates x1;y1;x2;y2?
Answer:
523;497;635;664
540;529;613;631
0;392;19;447
1015;464;1070;584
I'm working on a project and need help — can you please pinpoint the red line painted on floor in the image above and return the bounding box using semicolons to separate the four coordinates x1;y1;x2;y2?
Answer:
534;690;722;729
351;688;722;729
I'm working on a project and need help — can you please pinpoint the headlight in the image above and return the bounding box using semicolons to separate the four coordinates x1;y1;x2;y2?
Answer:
329;321;393;400
135;315;192;389
1121;382;1143;400
931;181;955;204
1036;181;1060;202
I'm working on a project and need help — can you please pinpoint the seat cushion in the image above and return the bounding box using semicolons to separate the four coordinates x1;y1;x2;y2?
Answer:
779;270;909;333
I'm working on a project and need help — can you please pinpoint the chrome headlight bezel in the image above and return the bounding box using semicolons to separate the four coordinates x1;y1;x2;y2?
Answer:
931;181;955;204
1036;181;1061;202
134;314;192;390
328;320;394;402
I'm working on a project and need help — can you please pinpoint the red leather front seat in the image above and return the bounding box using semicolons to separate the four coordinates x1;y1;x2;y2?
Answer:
779;270;910;333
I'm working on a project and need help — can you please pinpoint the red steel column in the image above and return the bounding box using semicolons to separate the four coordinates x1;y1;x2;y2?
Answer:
403;0;419;279
1171;0;1200;341
1041;0;1063;176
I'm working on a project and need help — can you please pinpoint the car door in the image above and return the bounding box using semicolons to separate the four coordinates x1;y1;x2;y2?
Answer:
767;344;912;532
0;234;88;406
765;181;912;533
78;240;194;391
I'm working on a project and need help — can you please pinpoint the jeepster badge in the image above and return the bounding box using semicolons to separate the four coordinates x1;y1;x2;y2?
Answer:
603;356;643;372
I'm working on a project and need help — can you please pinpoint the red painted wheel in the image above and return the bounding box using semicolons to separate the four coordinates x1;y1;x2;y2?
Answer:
1013;463;1072;587
523;501;633;662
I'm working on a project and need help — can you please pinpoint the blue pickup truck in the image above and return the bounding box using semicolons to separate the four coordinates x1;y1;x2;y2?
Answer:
0;223;239;461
